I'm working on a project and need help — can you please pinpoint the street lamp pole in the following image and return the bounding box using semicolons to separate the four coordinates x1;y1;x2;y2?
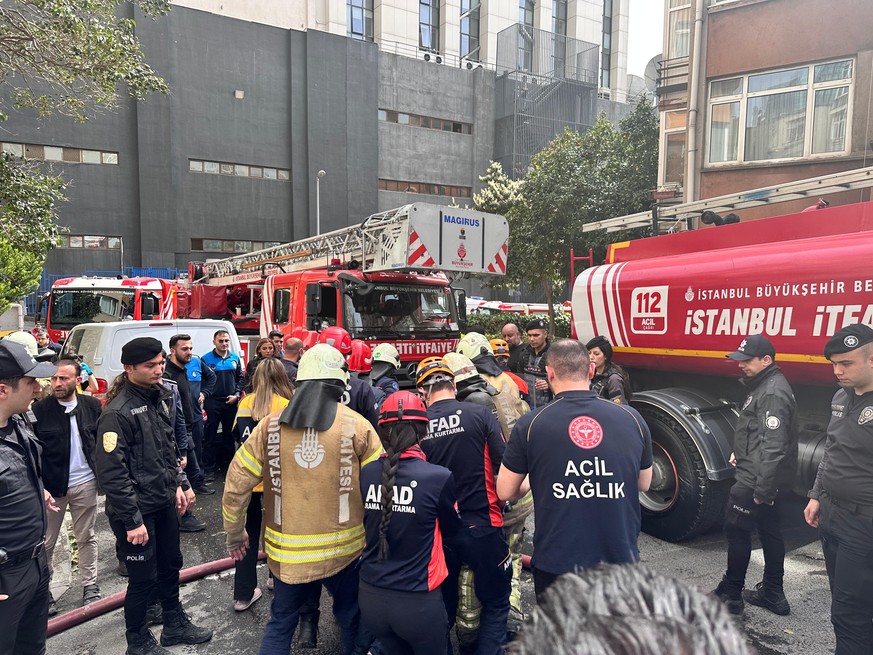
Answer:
316;169;326;235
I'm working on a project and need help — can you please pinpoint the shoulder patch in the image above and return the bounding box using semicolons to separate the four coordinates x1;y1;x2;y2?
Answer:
859;406;873;426
765;416;781;430
742;395;753;411
103;431;118;453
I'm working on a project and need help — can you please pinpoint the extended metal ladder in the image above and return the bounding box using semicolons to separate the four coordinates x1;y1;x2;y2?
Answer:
582;165;873;233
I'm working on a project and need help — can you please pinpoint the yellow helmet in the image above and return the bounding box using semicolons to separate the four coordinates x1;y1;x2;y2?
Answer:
296;343;350;384
415;356;454;387
2;330;39;357
457;332;492;360
372;343;401;369
443;352;479;384
489;339;510;357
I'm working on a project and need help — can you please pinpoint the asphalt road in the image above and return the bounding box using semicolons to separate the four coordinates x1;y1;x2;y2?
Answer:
47;486;835;655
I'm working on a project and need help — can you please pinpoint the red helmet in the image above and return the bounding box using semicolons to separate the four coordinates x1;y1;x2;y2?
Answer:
317;326;352;355
348;340;373;373
292;326;319;349
379;391;429;425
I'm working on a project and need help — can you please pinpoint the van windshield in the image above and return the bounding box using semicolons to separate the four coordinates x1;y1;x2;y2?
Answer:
343;283;459;338
49;289;137;329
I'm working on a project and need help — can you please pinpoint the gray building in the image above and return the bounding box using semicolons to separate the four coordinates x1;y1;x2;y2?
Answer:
2;4;629;286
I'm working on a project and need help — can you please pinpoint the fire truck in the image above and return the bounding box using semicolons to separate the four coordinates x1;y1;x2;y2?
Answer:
184;203;509;382
40;276;180;342
571;166;873;541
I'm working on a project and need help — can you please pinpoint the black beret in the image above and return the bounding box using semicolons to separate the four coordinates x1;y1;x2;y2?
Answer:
585;335;613;360
525;318;547;332
824;324;873;359
121;336;164;365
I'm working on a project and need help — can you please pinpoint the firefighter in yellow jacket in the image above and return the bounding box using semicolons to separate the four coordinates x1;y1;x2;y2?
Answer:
222;344;382;655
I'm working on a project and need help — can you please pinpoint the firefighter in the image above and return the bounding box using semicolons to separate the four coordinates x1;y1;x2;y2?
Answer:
455;337;532;640
223;344;382;655
415;358;511;655
359;391;462;655
713;335;797;617
517;319;552;409
805;324;873;654
585;335;632;404
348;340;385;404
489;339;530;402
370;343;401;398
318;327;380;430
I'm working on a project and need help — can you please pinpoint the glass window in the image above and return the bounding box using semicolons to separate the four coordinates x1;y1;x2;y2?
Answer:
222;240;235;252
204;161;219;174
398;113;410;125
25;144;44;159
102;152;118;165
278;169;290;180
708;59;853;164
235;164;249;176
378;109;387;121
191;238;204;251
347;0;374;42
69;236;84;248
204;239;222;251
664;132;686;187
3;142;23;157
63;148;80;163
234;241;251;253
250;166;263;178
220;163;234;175
107;237;121;249
44;146;63;161
420;0;440;52
189;160;203;172
667;5;691;59
518;0;534;71
665;110;687;130
263;168;277;180
84;236;106;249
460;0;480;61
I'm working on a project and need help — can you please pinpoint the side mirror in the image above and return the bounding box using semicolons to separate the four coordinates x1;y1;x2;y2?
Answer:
454;289;467;322
305;283;322;317
141;294;159;318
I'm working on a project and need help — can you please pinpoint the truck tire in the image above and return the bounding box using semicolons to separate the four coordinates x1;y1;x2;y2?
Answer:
636;406;730;542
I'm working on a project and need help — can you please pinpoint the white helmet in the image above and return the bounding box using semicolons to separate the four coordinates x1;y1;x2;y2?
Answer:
372;343;401;369
443;352;479;384
296;344;350;384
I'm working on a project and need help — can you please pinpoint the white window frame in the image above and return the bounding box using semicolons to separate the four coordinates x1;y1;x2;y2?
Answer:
705;58;854;166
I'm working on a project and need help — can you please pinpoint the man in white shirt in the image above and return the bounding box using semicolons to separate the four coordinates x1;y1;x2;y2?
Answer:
32;358;104;614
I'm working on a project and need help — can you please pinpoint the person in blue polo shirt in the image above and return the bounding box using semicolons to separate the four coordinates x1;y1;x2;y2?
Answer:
497;339;653;600
201;330;243;477
359;391;461;655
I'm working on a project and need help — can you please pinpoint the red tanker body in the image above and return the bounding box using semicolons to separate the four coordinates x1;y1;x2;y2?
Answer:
571;199;873;541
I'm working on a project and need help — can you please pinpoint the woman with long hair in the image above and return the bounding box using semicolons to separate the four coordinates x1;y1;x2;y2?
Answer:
243;338;276;392
358;391;461;654
231;357;295;611
586;335;633;404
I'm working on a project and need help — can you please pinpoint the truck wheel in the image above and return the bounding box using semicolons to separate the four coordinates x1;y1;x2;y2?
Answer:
636;406;730;542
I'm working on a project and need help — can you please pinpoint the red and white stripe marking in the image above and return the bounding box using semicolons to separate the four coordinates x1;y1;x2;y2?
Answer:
571;263;629;347
407;229;435;267
486;243;508;274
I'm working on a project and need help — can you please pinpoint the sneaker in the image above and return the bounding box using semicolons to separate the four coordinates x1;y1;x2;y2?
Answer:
83;584;102;606
48;594;58;617
178;511;207;532
233;587;263;612
743;581;790;616
160;606;213;646
192;484;216;496
712;581;744;615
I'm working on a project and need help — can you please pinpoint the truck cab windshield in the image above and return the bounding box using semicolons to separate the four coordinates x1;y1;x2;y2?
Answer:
49;289;138;328
343;283;458;338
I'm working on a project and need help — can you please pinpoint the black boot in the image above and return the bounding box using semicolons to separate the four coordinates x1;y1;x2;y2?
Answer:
160;606;213;646
178;511;206;532
712;578;744;615
743;581;790;616
125;628;173;655
297;611;319;649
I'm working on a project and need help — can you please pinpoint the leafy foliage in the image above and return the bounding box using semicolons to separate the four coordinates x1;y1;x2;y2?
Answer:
501;98;658;331
473;161;523;216
0;0;169;313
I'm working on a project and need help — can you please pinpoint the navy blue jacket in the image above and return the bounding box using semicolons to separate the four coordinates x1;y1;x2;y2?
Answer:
185;355;216;423
343;377;381;432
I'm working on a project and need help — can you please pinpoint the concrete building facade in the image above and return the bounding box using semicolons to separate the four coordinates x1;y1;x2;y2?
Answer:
657;0;873;218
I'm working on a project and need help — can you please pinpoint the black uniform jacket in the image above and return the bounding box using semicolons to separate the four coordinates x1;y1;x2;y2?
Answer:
32;393;102;497
732;364;798;504
94;380;185;530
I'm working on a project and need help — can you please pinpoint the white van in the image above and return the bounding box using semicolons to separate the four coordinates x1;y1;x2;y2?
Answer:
58;319;244;395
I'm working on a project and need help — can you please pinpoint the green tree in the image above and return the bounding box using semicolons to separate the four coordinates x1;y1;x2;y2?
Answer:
473;161;523;216
0;0;170;314
505;99;658;331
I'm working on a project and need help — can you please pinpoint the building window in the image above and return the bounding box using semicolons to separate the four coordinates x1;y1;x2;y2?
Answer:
378;179;472;198
667;0;691;60
192;239;281;253
518;0;534;72
348;0;374;42
420;0;440;52
1;141;118;165
600;0;611;88
553;0;567;77
663;110;687;187
58;234;122;249
188;159;290;181
707;59;853;164
460;0;480;61
379;109;473;134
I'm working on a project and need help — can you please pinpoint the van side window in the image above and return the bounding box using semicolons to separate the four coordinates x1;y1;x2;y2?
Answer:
273;288;291;324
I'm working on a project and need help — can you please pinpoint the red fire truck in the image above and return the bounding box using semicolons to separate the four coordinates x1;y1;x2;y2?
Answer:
571;166;873;541
39;276;180;343
184;203;509;382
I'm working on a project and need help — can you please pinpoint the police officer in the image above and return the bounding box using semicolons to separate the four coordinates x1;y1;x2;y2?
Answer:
359;391;462;654
416;358;511;655
518;318;552;409
805;324;873;655
712;335;797;616
0;340;57;655
497;339;653;600
95;337;212;655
